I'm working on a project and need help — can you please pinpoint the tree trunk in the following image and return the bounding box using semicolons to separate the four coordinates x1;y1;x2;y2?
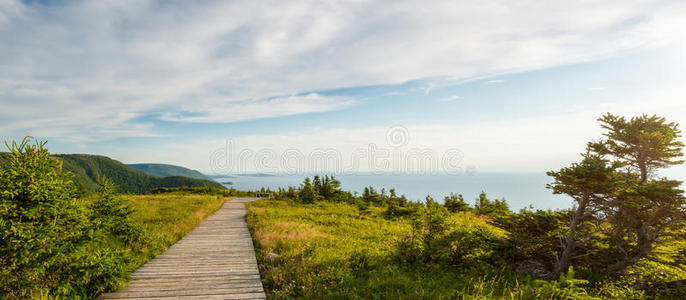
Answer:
605;223;653;274
638;158;648;184
554;194;589;278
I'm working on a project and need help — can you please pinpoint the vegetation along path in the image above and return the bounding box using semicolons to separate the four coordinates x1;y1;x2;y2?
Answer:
102;198;266;299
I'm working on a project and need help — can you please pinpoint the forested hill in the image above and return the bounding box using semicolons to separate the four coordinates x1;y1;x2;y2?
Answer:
0;152;225;194
55;154;225;194
127;163;214;181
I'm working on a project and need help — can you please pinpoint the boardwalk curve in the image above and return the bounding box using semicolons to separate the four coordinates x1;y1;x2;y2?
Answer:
102;198;265;299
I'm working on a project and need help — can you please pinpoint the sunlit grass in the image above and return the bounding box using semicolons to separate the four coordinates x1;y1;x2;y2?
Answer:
246;199;522;299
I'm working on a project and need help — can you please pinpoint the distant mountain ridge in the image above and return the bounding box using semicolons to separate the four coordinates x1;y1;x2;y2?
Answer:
0;152;224;194
127;163;214;181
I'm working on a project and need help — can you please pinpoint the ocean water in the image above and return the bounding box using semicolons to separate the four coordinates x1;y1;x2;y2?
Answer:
215;172;573;211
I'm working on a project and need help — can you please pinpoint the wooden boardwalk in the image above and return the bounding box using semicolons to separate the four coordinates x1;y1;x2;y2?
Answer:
102;198;265;299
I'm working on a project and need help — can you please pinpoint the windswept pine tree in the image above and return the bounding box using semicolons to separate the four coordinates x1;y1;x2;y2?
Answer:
547;113;686;277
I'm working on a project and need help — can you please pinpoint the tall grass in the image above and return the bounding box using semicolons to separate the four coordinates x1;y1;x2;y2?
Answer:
247;200;530;299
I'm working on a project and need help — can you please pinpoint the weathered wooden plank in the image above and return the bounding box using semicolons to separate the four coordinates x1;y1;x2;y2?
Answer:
100;198;265;300
103;287;265;298
103;293;266;300
134;268;258;273
122;281;263;290
119;275;262;285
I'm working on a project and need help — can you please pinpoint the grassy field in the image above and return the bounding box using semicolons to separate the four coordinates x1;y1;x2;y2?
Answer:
245;199;543;299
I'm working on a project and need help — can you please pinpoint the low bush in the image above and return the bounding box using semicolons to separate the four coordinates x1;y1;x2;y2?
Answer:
396;197;502;268
145;186;252;197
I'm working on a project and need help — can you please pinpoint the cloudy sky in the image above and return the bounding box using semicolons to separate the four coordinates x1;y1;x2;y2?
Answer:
1;0;686;177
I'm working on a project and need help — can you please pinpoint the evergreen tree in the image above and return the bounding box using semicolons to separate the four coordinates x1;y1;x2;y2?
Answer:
547;151;619;278
474;191;509;217
91;178;142;244
362;186;381;205
547;113;686;276
443;193;470;213
592;114;685;274
299;177;319;204
313;175;322;195
0;138;129;297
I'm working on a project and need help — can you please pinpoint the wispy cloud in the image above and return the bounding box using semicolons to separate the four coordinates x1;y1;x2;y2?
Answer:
382;91;405;97
158;93;355;123
424;83;437;95
1;0;685;140
485;79;506;85
438;95;462;102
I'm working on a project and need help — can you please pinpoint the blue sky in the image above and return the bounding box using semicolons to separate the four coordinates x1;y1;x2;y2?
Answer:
1;0;686;179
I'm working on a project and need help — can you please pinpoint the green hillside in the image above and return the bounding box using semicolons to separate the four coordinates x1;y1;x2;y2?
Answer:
1;152;223;194
54;154;224;194
127;163;213;181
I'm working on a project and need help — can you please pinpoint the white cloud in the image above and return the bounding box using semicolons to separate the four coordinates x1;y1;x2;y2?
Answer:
158;93;354;123
1;0;686;140
438;95;462;102
382;91;404;97
424;83;437;95
485;79;506;85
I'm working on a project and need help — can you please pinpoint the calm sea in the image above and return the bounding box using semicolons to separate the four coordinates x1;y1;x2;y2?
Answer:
215;172;573;211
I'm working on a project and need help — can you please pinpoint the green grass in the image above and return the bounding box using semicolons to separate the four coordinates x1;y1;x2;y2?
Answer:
246;199;686;299
246;199;534;299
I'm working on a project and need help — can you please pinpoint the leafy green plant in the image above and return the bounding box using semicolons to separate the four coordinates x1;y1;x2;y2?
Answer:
524;267;599;299
396;196;500;267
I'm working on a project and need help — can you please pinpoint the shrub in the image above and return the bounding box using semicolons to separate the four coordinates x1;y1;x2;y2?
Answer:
0;137;131;297
355;198;370;214
490;208;570;277
91;177;143;244
0;138;96;297
68;248;130;296
145;186;252;197
523;267;598;299
397;196;500;267
444;226;500;266
384;201;418;218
